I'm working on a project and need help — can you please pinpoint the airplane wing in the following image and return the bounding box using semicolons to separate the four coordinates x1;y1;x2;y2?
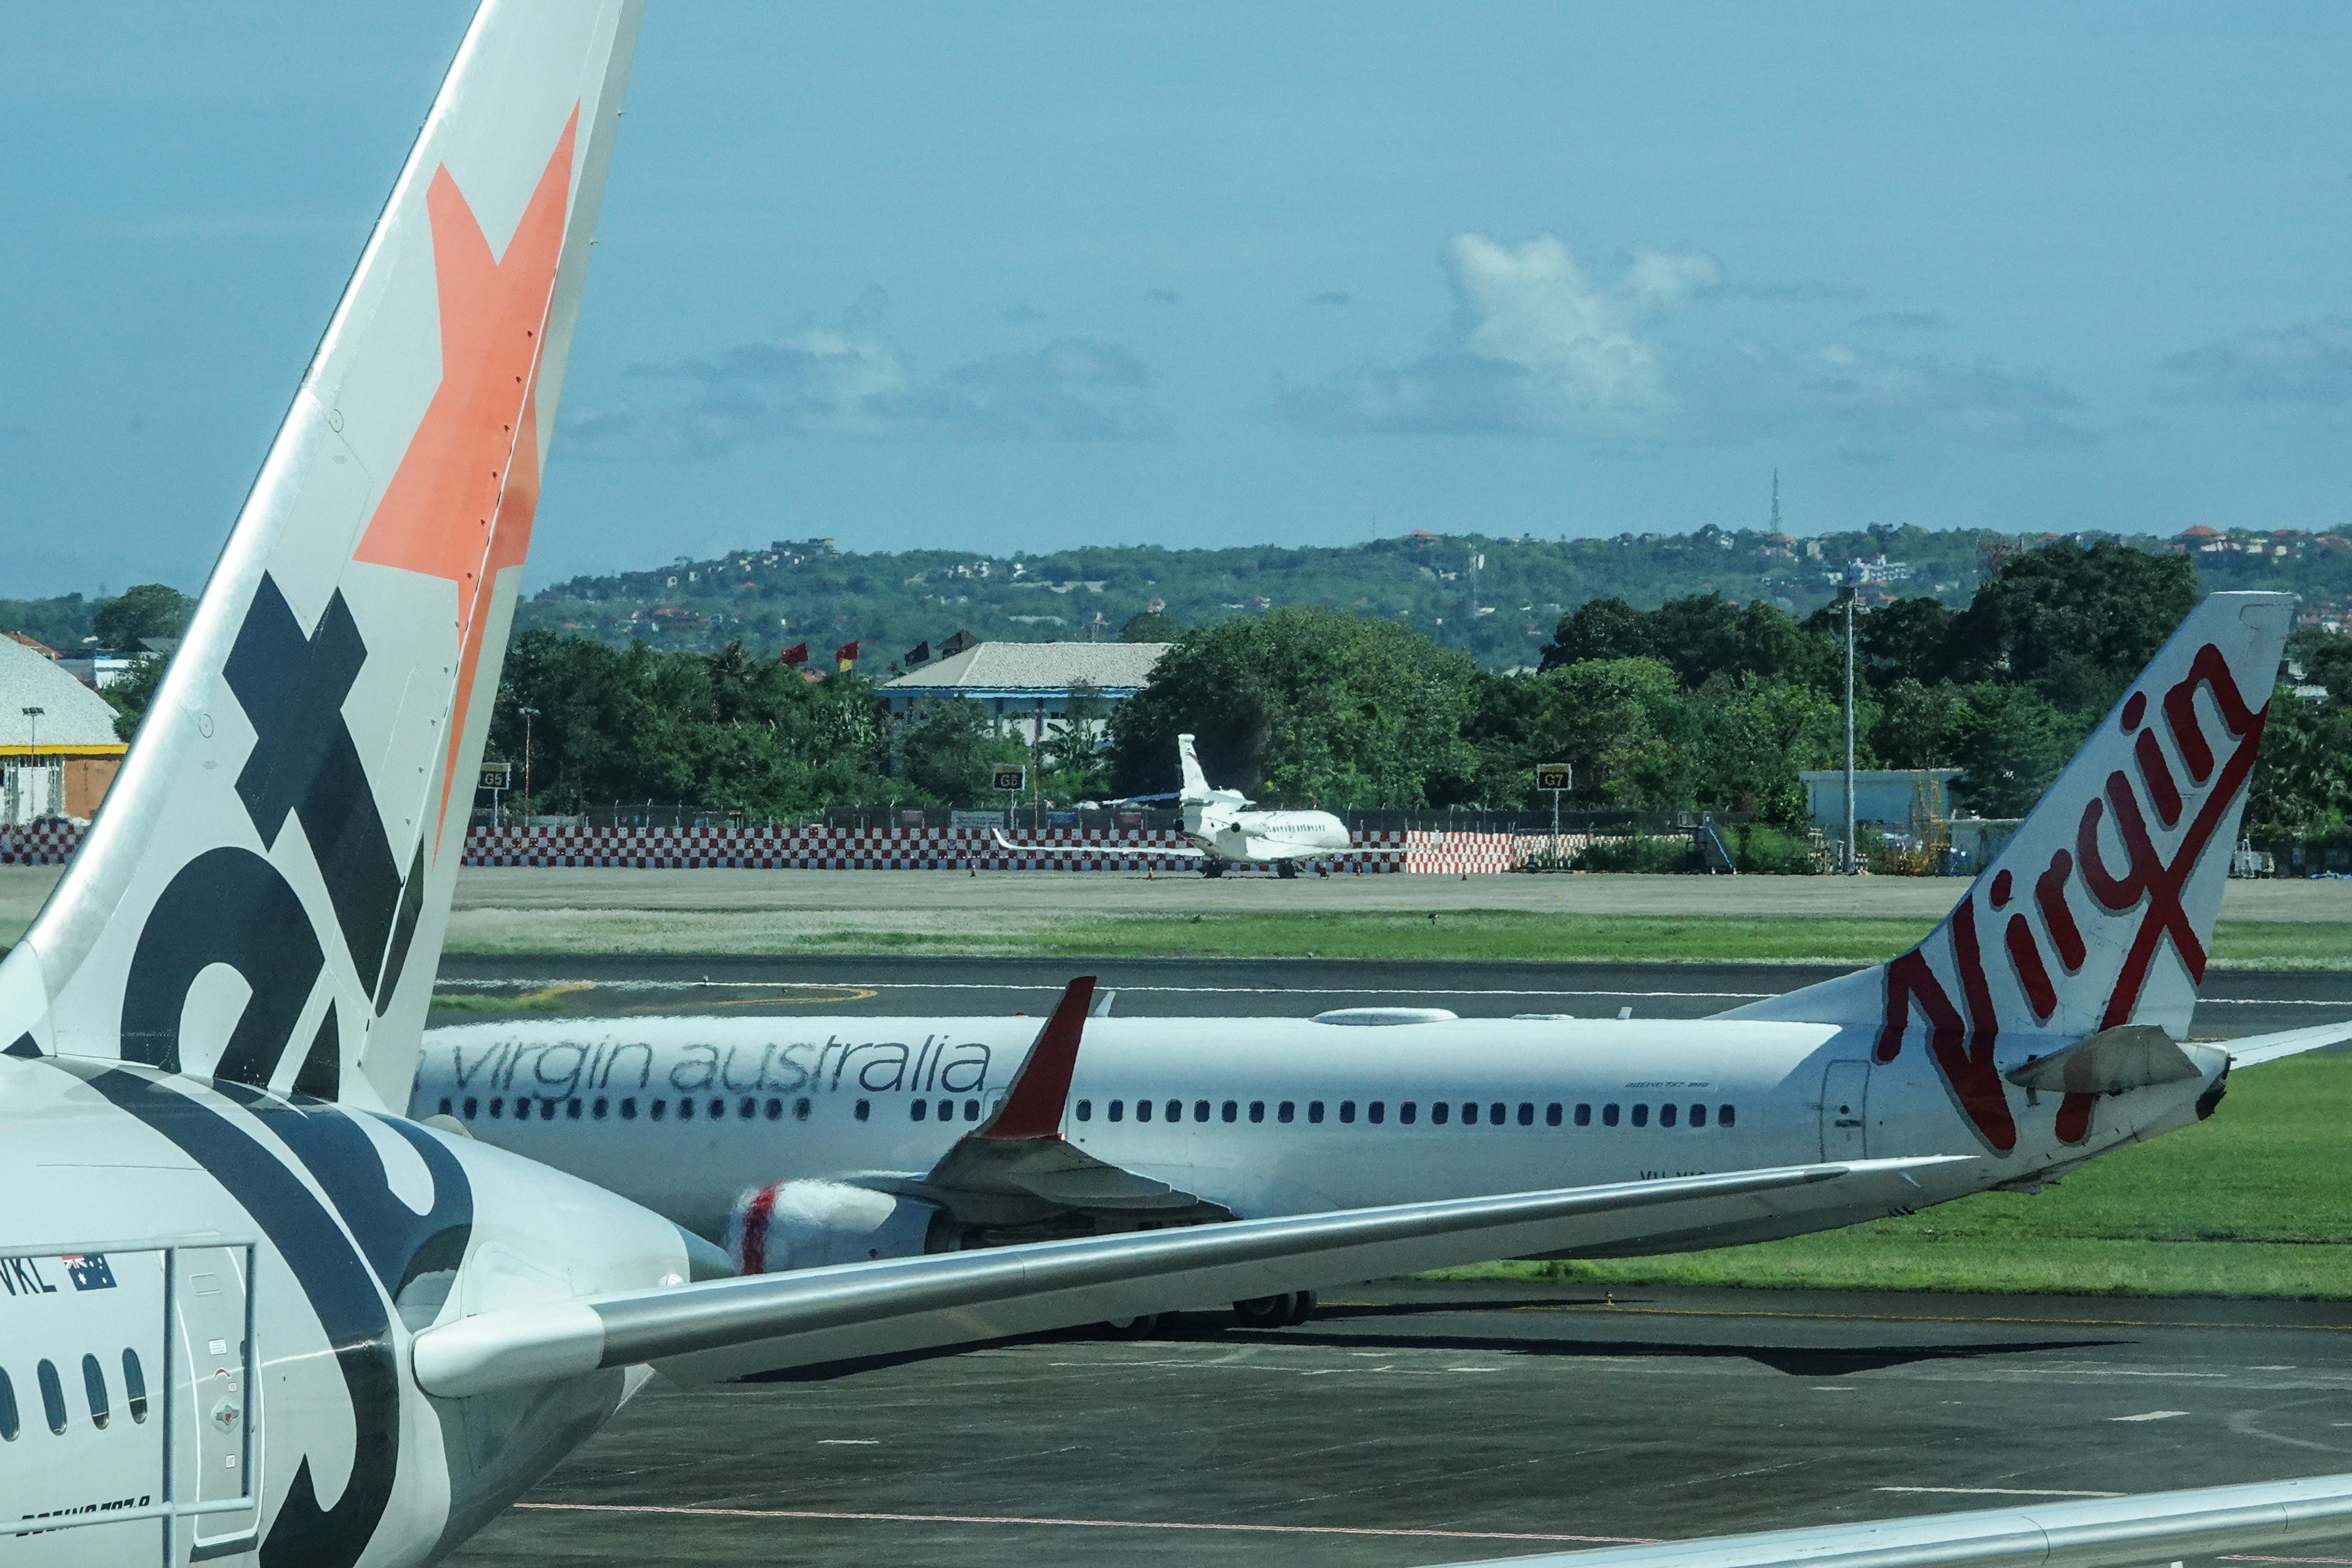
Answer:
1435;1468;2352;1568
2226;1019;2352;1068
411;1153;1963;1395
992;828;1206;859
885;977;1236;1231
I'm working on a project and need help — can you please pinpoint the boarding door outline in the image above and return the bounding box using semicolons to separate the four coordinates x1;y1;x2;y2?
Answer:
174;1244;260;1559
1819;1061;1871;1161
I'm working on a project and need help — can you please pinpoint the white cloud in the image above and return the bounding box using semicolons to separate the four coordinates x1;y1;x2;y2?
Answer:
562;309;1164;458
1286;231;2088;450
2159;318;2352;404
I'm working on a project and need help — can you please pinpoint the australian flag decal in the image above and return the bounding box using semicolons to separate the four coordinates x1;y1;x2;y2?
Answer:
63;1255;117;1291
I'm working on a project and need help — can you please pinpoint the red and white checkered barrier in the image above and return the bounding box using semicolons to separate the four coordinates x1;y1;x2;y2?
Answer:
0;822;85;865
460;823;1524;874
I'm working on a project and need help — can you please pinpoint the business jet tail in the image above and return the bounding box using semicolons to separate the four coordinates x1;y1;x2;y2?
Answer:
0;2;643;1112
1178;732;1212;801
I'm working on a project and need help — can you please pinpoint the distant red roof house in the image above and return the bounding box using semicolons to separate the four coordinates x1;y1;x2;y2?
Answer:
4;632;60;659
2177;525;2223;540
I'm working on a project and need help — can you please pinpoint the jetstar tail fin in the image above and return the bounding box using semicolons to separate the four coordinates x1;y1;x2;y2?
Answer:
1724;591;2292;1091
0;2;642;1110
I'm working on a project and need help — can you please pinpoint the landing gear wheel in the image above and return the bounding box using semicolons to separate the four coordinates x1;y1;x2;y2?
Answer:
1284;1289;1317;1326
1276;861;1299;879
1103;1313;1160;1338
1231;1295;1290;1329
1201;862;1225;878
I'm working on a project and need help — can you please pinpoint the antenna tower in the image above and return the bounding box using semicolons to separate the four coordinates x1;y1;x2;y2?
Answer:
1770;469;1782;534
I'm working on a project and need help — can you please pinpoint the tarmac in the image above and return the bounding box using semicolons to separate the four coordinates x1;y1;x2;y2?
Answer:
433;953;2352;1043
444;1278;2352;1568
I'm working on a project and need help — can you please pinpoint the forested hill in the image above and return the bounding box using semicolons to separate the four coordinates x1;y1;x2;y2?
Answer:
516;524;2352;671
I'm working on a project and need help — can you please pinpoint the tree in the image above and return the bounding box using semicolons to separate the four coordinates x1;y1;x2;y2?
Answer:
1539;597;1651;671
1948;684;2086;817
1853;597;1962;689
1041;682;1112;801
92;584;193;651
1954;540;2195;704
1109;606;1480;808
1119;610;1182;643
898;699;1021;807
102;652;171;741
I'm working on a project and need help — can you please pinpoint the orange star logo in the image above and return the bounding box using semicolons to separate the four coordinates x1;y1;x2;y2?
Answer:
356;105;579;845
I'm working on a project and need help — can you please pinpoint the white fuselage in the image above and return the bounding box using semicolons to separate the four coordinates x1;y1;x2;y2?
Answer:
409;1014;2225;1250
1184;802;1353;863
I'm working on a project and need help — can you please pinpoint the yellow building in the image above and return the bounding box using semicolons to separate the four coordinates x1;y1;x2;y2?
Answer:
1;638;130;823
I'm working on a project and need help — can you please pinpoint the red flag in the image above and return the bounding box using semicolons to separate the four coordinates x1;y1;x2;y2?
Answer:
779;642;809;666
834;639;859;671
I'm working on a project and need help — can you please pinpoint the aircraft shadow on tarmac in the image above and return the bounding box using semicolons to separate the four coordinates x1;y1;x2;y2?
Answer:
747;1301;2125;1383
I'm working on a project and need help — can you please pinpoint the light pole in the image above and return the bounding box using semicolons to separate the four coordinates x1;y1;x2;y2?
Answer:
518;707;540;819
1842;595;1857;875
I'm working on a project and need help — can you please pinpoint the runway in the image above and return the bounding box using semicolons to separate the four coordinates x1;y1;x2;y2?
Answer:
432;953;2352;1043
445;1279;2352;1568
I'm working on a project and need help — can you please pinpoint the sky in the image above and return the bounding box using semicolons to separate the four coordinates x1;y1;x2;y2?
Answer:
3;3;2349;598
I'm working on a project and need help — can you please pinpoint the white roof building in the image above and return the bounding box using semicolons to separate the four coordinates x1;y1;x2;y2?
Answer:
879;641;1173;733
0;639;122;748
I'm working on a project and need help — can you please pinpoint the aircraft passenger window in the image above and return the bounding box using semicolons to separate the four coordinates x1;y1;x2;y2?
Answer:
1076;1100;1092;1122
1278;1101;1295;1123
794;1098;811;1121
649;1099;667;1121
766;1098;783;1121
855;1099;871;1121
935;1099;952;1121
80;1354;107;1430
711;1098;726;1120
121;1350;146;1423
1517;1103;1534;1126
1491;1102;1507;1125
437;1097;453;1116
740;1097;757;1121
1660;1103;1678;1127
1108;1100;1124;1121
1338;1101;1356;1124
1689;1103;1706;1127
1575;1103;1591;1126
965;1100;980;1121
1368;1101;1385;1124
567;1099;584;1120
1462;1102;1479;1125
911;1100;927;1121
1194;1100;1210;1122
1432;1102;1450;1125
0;1366;16;1440
1249;1101;1265;1123
1601;1104;1619;1126
488;1097;504;1118
1719;1104;1736;1128
1222;1101;1238;1122
540;1099;557;1121
1308;1101;1325;1124
462;1098;478;1120
678;1098;694;1122
1546;1104;1562;1127
1167;1099;1182;1122
1136;1099;1152;1123
1400;1102;1417;1124
36;1359;64;1435
1631;1104;1649;1127
621;1098;638;1120
595;1097;610;1119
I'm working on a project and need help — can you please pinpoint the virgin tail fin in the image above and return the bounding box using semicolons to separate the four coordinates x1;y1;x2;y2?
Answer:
1725;590;2292;1052
0;2;642;1110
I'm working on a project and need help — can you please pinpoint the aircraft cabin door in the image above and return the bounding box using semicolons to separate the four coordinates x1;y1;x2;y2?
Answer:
1819;1061;1870;1161
173;1245;259;1559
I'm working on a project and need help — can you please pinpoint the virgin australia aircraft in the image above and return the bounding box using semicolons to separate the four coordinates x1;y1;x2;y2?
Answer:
420;585;2348;1329
0;6;2096;1564
997;732;1360;876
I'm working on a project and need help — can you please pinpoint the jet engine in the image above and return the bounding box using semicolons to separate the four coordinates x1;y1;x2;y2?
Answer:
727;1180;956;1273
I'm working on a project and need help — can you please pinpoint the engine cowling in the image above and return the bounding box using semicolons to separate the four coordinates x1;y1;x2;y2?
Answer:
727;1180;954;1273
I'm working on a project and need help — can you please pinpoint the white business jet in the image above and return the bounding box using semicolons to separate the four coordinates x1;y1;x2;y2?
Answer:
420;586;2349;1337
8;9;2149;1566
998;732;1362;876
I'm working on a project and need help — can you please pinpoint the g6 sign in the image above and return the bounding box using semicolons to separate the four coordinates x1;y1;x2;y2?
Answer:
992;766;1026;792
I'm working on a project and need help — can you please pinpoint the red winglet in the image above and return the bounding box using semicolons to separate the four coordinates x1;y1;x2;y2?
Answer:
976;976;1095;1141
